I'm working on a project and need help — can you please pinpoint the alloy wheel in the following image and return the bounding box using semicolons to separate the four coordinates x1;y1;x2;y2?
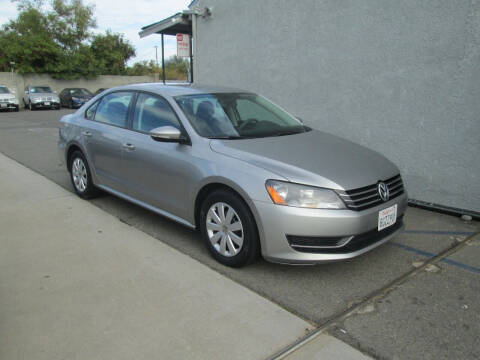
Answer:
72;158;88;192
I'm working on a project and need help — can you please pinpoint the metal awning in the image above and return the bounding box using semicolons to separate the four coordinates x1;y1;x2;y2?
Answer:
138;12;194;84
139;13;192;38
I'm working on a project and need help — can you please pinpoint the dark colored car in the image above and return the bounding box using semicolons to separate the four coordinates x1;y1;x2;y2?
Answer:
94;88;108;96
59;88;94;109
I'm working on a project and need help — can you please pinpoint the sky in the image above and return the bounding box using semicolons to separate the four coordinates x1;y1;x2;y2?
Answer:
0;0;192;65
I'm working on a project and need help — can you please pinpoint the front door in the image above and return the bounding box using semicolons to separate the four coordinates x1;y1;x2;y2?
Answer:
120;92;195;220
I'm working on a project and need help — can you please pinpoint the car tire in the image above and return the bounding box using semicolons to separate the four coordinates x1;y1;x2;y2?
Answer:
15;106;19;112
199;189;260;267
69;151;100;199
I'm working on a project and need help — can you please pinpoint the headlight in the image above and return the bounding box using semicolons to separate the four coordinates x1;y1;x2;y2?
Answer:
72;97;81;101
11;98;18;104
265;180;345;209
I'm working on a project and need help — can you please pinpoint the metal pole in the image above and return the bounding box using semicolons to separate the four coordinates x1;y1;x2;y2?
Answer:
161;34;166;84
154;45;158;67
189;34;193;83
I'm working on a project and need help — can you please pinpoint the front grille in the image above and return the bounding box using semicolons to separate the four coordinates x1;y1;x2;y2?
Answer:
336;174;405;211
289;217;403;254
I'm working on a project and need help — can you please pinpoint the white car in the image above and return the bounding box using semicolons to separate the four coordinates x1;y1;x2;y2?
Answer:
0;85;19;112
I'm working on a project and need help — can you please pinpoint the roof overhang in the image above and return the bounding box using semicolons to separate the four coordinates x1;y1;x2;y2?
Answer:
139;13;192;38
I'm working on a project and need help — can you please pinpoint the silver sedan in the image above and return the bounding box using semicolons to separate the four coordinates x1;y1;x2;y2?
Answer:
58;84;407;267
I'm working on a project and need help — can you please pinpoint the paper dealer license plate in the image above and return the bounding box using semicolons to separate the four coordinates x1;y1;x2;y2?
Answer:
378;204;397;231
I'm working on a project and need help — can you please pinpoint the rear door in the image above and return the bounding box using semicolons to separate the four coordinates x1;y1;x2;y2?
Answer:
120;92;196;219
82;91;134;192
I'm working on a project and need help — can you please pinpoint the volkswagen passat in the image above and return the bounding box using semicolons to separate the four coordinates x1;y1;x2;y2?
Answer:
58;84;407;267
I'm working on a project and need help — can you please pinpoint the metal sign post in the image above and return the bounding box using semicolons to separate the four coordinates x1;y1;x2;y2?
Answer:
161;34;165;84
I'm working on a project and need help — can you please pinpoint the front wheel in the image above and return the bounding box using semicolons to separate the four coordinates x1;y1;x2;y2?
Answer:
69;151;99;199
200;189;260;267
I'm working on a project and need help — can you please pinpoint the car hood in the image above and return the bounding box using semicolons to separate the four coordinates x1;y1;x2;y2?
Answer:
210;130;400;190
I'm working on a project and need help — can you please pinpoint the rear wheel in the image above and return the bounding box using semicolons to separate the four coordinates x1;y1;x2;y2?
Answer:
69;151;99;199
200;189;260;267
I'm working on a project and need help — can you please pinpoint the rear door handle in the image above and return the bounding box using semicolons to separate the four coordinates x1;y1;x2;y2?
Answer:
82;131;92;137
123;143;136;151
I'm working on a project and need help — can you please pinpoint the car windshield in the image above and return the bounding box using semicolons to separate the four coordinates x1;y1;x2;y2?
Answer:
70;88;92;96
175;92;308;139
30;86;52;93
0;86;10;94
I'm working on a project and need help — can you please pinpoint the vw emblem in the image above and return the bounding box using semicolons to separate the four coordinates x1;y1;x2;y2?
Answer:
377;182;390;202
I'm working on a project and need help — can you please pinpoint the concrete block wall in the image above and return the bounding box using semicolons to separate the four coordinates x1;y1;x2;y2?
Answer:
193;0;480;212
0;72;156;104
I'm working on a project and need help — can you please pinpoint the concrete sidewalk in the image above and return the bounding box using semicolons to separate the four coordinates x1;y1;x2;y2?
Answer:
0;153;369;360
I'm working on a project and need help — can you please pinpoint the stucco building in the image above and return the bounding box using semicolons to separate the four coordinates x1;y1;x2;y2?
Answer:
141;0;480;215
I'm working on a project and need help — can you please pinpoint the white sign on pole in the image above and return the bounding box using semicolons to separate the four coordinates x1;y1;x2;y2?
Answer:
176;34;190;57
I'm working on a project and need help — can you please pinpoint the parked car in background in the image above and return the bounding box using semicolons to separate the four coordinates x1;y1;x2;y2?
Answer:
23;85;60;110
94;88;108;96
59;88;94;109
58;84;407;267
0;85;19;112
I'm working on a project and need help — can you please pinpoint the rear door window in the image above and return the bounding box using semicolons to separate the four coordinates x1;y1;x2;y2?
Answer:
94;92;133;128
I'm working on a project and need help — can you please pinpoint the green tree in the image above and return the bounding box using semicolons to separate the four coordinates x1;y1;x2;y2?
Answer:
48;0;96;50
0;7;61;73
126;56;190;80
126;60;160;76
164;55;189;80
90;31;135;75
0;0;136;78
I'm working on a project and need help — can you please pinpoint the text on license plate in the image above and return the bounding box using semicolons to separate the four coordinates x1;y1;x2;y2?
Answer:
378;204;397;231
44;102;50;105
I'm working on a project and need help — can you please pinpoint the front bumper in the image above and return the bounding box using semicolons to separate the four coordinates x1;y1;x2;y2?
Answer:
32;101;60;109
0;101;19;110
254;193;408;264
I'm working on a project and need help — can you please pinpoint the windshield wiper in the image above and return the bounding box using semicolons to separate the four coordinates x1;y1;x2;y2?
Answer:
207;135;243;139
269;126;311;137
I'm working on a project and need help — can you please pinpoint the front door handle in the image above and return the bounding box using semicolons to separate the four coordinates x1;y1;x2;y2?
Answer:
82;131;92;137
123;143;136;151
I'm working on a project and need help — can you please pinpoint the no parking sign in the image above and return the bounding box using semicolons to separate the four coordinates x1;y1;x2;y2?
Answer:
176;34;190;57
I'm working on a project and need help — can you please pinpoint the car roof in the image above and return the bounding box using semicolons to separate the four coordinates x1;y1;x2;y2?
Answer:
106;83;250;97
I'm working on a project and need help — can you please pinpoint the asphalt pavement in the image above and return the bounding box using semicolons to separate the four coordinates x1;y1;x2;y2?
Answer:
1;108;479;359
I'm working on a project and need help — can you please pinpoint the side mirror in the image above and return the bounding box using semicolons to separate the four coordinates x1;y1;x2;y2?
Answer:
150;126;188;144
